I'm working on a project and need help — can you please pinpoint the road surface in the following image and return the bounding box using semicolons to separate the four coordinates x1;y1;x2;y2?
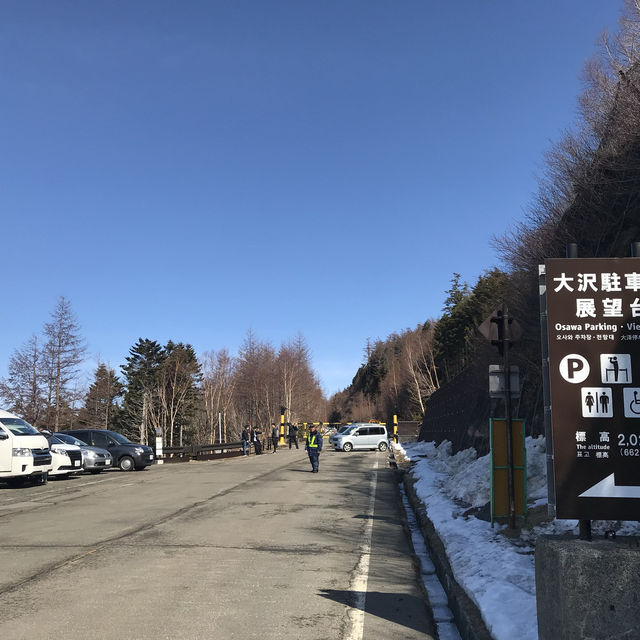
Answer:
0;446;435;640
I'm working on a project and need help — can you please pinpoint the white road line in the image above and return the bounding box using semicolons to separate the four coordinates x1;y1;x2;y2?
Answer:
345;458;378;640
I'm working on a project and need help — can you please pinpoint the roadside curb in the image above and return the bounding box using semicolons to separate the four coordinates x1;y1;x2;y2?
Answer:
400;469;494;640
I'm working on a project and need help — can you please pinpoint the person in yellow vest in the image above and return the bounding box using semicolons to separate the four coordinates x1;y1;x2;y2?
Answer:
305;424;323;473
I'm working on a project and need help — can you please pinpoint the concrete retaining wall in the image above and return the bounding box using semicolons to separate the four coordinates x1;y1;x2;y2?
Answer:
536;535;640;640
401;470;494;640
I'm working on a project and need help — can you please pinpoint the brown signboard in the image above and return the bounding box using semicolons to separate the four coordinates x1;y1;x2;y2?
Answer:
545;257;640;520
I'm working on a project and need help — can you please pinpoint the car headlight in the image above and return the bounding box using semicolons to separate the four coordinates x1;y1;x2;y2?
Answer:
134;447;144;454
82;450;98;459
12;448;31;457
51;447;70;457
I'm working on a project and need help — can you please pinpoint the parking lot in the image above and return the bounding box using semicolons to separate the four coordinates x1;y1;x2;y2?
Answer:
0;448;435;640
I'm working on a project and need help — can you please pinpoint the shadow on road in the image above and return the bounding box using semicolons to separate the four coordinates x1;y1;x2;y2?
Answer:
318;588;432;635
352;513;399;523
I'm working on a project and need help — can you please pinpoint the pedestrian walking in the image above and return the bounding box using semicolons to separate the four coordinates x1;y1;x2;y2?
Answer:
305;424;322;473
288;423;299;449
241;425;250;456
271;423;279;453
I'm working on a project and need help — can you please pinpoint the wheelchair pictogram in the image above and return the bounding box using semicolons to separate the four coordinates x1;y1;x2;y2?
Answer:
623;388;640;418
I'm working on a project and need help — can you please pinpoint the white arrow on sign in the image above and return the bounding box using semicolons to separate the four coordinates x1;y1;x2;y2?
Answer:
579;473;640;499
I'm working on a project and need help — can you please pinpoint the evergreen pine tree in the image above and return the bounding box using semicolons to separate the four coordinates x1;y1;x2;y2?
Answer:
120;339;164;442
79;364;123;429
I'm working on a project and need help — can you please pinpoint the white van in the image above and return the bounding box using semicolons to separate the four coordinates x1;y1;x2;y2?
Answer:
0;410;52;486
331;423;389;452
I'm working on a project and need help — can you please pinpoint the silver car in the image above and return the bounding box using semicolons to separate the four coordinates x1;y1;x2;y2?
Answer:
332;423;389;452
53;432;113;473
328;425;351;448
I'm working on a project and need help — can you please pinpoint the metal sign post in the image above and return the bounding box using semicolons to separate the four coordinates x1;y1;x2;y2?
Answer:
490;418;527;525
502;307;516;529
479;306;522;529
545;255;640;520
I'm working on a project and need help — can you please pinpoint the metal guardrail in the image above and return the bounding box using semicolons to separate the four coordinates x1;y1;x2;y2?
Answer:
160;432;413;462
161;440;252;463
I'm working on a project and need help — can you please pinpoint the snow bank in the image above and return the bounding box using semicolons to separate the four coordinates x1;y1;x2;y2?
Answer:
397;436;640;640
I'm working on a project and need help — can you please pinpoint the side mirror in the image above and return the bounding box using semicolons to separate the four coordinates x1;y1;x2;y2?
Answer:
0;432;8;440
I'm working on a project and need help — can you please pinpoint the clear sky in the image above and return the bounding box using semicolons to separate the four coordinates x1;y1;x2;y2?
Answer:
1;1;623;396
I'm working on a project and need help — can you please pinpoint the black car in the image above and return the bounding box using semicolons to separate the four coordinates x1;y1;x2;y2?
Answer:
60;429;154;471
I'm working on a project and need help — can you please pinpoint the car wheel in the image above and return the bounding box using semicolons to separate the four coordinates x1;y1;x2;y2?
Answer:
378;441;388;452
119;456;134;472
342;442;353;452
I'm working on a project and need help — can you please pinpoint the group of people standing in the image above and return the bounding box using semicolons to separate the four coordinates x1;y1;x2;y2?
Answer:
241;425;263;455
240;423;301;455
240;422;322;472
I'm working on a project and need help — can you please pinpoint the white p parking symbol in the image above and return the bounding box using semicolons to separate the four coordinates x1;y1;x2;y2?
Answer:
559;354;590;384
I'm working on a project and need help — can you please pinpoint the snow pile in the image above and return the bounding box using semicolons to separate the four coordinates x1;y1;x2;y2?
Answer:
397;437;640;640
524;436;548;503
401;435;548;509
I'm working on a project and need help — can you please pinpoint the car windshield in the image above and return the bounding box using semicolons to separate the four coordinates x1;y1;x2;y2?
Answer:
55;433;87;446
343;425;360;435
0;418;40;436
109;432;133;444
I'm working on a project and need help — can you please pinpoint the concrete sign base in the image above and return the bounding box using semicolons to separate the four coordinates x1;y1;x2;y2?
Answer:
536;536;640;639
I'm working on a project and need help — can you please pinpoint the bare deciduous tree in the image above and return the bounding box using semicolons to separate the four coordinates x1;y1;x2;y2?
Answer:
278;333;323;424
403;324;439;415
202;349;237;443
234;330;278;428
0;335;44;425
42;297;86;430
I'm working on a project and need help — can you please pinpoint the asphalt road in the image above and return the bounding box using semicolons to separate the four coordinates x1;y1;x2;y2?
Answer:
0;446;436;640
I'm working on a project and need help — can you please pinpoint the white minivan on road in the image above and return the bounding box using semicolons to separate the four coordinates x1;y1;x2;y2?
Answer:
331;423;389;452
0;410;52;486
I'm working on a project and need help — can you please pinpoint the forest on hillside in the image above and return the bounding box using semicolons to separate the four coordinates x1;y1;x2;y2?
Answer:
329;1;640;447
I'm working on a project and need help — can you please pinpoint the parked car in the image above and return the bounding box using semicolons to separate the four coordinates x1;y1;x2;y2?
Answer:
53;432;113;473
331;423;389;452
328;425;351;447
40;431;84;479
60;429;154;471
0;410;51;486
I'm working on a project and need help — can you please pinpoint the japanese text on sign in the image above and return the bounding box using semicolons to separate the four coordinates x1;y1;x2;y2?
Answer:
552;271;640;318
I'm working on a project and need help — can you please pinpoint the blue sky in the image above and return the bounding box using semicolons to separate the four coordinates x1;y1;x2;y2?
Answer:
1;1;623;395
